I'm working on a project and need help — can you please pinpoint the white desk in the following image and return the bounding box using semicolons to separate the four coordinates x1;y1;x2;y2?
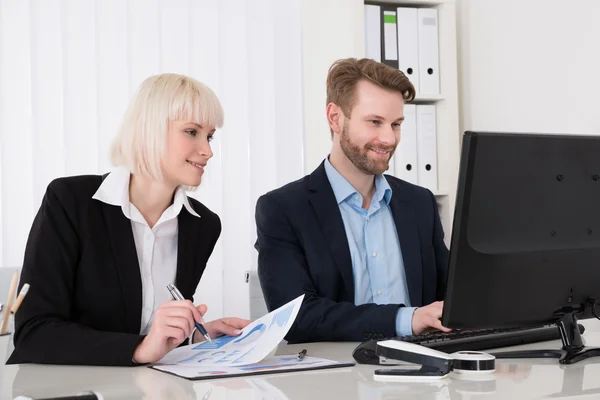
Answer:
2;319;600;400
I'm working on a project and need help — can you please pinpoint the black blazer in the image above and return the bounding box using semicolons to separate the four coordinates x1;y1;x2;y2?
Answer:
255;161;448;343
7;174;221;366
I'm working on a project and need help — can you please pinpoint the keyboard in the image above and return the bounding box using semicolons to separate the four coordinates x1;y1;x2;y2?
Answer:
400;324;585;353
352;324;585;365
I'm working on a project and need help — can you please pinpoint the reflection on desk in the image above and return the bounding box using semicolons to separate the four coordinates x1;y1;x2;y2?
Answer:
2;319;600;400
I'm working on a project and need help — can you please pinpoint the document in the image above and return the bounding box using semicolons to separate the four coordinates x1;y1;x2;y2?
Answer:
157;294;304;367
152;355;353;380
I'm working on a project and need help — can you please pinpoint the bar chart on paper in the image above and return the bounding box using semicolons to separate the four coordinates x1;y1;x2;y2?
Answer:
157;295;304;367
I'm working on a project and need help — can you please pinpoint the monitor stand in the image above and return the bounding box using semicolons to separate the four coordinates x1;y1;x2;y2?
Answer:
492;309;600;364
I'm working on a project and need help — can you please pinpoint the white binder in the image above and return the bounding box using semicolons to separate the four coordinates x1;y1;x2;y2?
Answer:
416;105;438;191
388;155;396;176
417;8;440;95
396;7;420;93
394;104;418;184
383;10;398;68
364;5;381;62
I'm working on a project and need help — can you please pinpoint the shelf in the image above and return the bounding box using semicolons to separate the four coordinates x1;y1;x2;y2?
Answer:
366;0;455;6
414;93;445;102
433;192;448;197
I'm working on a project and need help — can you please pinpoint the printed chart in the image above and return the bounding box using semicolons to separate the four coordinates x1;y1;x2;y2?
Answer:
157;295;304;367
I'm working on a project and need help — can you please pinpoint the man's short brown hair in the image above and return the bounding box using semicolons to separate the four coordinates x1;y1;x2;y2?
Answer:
326;58;416;134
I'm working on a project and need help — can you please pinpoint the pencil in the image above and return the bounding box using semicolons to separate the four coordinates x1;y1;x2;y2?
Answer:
1;270;19;334
11;283;30;314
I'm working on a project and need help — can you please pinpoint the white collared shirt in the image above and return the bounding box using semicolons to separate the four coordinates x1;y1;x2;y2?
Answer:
92;167;200;335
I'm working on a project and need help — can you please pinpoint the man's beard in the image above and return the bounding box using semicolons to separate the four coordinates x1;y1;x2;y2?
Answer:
339;123;396;175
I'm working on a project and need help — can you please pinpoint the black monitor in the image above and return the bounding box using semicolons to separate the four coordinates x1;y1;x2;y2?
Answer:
441;131;600;364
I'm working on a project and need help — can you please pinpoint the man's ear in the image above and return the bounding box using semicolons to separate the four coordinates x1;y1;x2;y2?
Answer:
326;103;343;135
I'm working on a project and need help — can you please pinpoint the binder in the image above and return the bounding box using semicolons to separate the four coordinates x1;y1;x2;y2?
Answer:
387;155;396;176
394;104;418;184
416;105;438;191
396;7;420;93
417;8;440;95
382;10;398;68
364;5;381;62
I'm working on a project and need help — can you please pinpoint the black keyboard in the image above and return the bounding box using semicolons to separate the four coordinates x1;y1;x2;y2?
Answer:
352;324;585;365
399;324;584;353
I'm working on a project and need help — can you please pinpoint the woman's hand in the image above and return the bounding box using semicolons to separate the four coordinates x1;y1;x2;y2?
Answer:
192;304;252;343
132;300;203;364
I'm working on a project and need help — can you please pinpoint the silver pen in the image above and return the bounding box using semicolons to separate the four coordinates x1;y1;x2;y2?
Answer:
166;284;212;342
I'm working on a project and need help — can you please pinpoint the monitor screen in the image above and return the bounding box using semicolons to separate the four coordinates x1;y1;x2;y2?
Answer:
442;131;600;330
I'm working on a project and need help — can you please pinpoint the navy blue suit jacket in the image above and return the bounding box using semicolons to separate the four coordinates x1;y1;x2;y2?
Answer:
255;161;449;343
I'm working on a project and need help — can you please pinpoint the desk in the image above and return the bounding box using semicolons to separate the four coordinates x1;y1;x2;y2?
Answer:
2;319;600;400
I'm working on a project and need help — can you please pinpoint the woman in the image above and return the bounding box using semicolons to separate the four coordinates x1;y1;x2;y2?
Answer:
8;73;250;366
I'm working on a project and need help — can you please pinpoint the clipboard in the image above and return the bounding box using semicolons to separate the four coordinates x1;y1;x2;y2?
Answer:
150;355;355;381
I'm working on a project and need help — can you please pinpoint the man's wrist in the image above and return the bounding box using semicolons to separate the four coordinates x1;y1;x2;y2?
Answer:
395;307;418;336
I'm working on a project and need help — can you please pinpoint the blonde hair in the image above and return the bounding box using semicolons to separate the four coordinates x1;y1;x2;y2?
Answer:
110;73;224;181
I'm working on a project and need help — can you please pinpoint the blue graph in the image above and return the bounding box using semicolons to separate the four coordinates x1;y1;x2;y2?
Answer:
232;347;256;364
269;304;294;328
209;350;241;364
193;335;237;350
177;351;210;363
234;324;266;343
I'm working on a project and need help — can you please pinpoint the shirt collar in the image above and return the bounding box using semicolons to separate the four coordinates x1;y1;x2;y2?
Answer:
324;157;393;206
92;166;201;219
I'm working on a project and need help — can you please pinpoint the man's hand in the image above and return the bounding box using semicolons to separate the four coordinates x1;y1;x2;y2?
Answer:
411;301;452;335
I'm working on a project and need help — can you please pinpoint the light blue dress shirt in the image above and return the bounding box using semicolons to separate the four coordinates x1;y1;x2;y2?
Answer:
324;158;416;336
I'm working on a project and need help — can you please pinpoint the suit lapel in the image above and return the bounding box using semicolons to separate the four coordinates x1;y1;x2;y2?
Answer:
308;163;355;299
175;206;200;298
101;203;143;334
388;179;423;307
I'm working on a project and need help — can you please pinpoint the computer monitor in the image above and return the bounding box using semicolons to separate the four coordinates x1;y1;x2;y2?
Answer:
441;131;600;364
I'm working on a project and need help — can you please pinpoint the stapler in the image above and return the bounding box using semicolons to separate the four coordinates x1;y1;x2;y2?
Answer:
372;340;495;382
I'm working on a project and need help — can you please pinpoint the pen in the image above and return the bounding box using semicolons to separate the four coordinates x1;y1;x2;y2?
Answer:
166;284;212;342
297;349;307;361
14;391;100;400
11;283;30;314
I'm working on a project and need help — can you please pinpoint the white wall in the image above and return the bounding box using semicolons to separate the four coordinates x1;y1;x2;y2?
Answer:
301;0;365;173
457;0;600;135
0;0;304;321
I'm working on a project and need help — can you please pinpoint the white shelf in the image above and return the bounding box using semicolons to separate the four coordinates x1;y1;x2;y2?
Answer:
433;192;448;197
367;0;455;6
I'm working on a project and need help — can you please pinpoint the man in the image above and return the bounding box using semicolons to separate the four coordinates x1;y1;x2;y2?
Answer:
255;58;449;343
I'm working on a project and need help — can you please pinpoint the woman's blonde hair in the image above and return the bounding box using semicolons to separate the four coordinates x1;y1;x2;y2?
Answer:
110;73;224;180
